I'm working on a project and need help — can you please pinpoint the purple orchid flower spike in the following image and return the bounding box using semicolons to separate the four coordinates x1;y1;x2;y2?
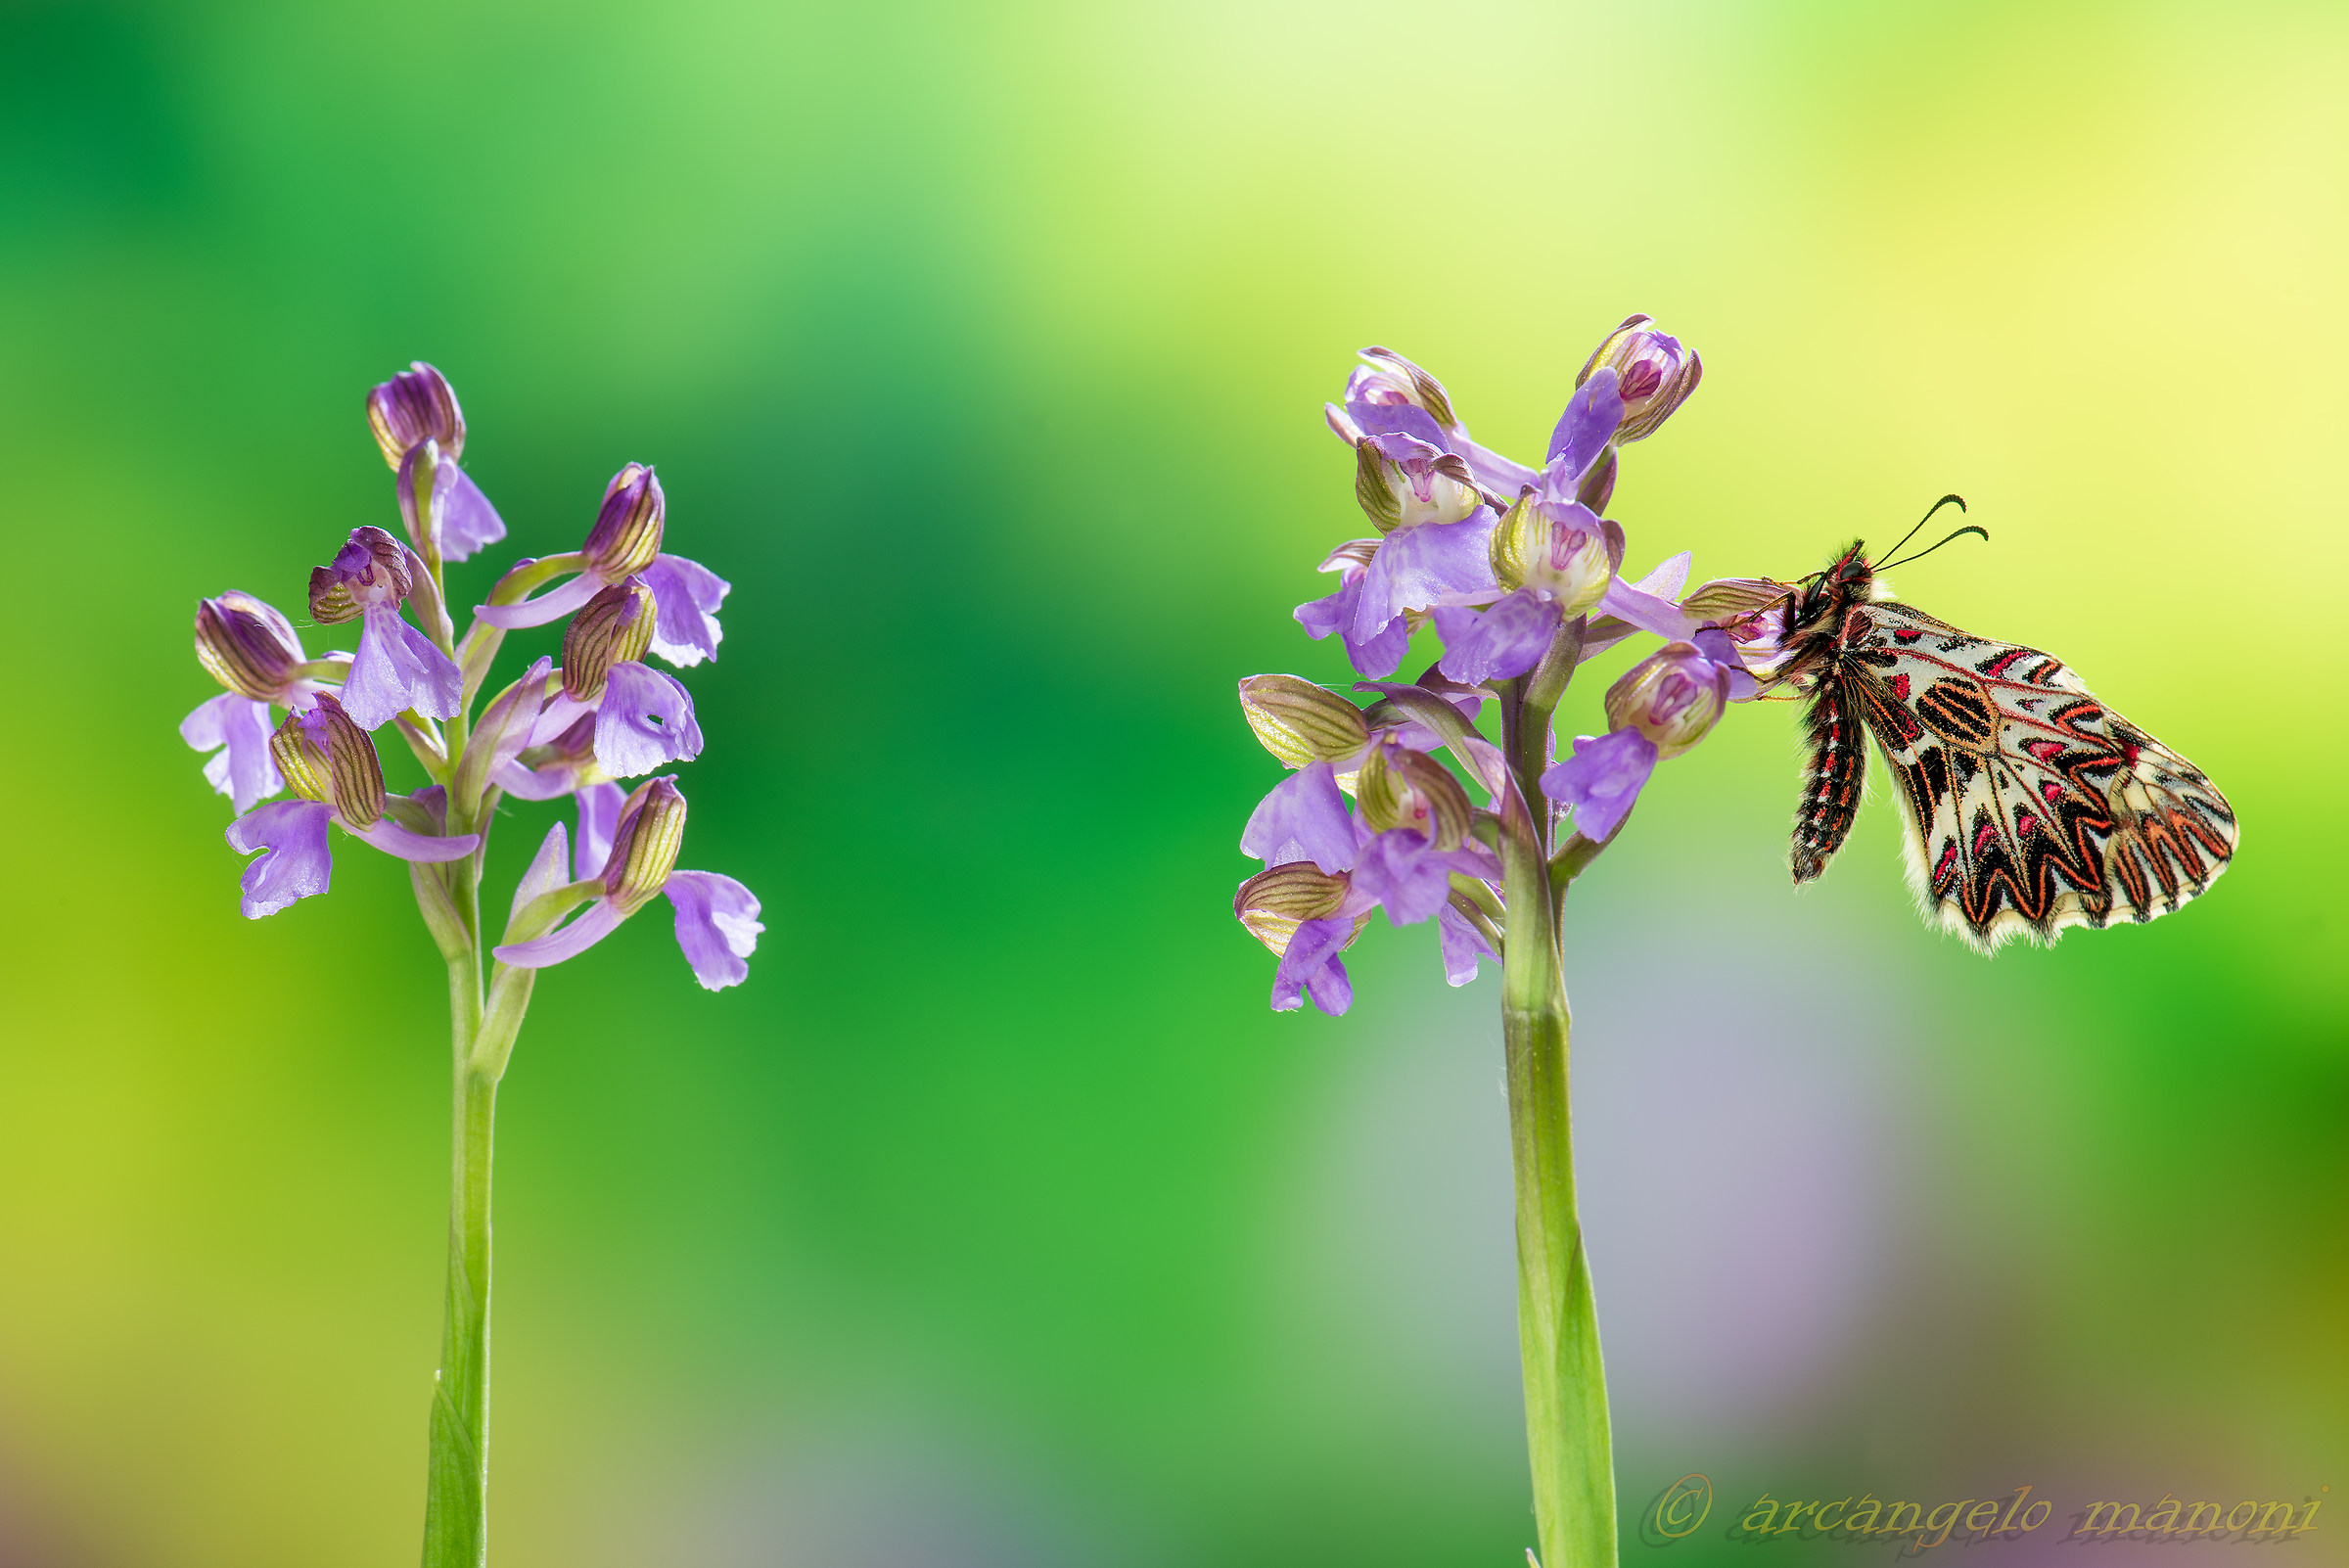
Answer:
224;695;479;917
473;465;732;669
182;591;348;811
369;362;508;562
492;776;763;991
308;527;464;730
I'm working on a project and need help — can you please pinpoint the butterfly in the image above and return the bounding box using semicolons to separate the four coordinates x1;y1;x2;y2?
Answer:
1760;498;2237;951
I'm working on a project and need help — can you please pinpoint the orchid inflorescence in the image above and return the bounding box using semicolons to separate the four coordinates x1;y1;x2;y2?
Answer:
182;361;760;988
1233;315;1785;1013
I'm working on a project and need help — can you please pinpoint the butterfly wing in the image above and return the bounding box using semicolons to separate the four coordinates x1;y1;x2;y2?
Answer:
1839;602;2237;950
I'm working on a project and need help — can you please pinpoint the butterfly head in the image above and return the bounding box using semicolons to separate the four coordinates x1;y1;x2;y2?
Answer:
1789;541;1874;631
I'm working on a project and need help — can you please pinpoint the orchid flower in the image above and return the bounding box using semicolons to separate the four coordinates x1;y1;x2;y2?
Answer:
307;527;465;730
181;590;349;811
369;361;508;562
223;695;479;917
493;778;762;991
472;463;730;667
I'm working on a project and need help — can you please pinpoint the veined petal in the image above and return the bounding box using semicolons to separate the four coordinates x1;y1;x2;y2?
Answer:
1594;572;1699;644
664;869;763;990
576;781;624;881
348;816;481;862
437;465;508;561
492;758;587;801
492;899;624;969
474;572;600;630
510;822;572;924
594;663;704;777
183;693;284;812
1457;436;1539;503
1295;573;1359;643
1240;761;1359;874
225;799;334;917
639;553;730;667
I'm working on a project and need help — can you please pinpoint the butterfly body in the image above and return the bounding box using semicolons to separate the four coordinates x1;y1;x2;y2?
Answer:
1771;542;2237;951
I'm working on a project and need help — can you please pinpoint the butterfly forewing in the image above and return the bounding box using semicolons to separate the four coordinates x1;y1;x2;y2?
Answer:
1786;585;2236;950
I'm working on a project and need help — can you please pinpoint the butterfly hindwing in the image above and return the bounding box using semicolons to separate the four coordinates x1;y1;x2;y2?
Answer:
1833;601;2236;950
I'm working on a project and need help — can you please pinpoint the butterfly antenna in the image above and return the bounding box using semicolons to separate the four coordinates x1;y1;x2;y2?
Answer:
1877;493;1967;562
1882;524;1990;570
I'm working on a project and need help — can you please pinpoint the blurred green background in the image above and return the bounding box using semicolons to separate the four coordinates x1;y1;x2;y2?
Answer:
0;1;2341;1563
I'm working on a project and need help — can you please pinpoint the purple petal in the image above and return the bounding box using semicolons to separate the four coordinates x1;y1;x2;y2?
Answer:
1458;436;1539;501
1343;610;1411;679
349;816;481;862
1240;761;1359;874
1270;916;1354;1016
594;663;704;777
493;899;624;969
1546;365;1625;476
527;690;595;747
471;657;552;782
664;869;763;990
1431;589;1563;685
511;822;572;923
437;465;508;561
639;553;730;668
1295;573;1358;642
224;800;334;917
474;572;600;630
1690;626;1758;702
1351;829;1453;926
1437;902;1496;987
342;606;463;729
576;781;624;881
1351;510;1499;640
493;758;586;801
1342;394;1451;452
182;693;283;812
1541;728;1659;842
1595;573;1699;644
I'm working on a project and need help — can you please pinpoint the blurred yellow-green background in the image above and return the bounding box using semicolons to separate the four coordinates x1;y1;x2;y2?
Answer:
0;1;2341;1563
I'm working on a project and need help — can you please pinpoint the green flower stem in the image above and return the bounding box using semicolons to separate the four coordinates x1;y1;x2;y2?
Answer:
421;515;500;1565
1498;640;1615;1568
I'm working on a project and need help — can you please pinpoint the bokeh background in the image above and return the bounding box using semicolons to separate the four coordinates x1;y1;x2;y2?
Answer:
0;1;2341;1563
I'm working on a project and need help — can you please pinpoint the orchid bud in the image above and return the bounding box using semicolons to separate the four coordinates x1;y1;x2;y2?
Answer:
1604;640;1732;759
269;694;386;826
194;591;305;700
602;776;687;915
308;527;413;624
367;362;466;468
561;576;659;700
582;463;666;579
1355;744;1474;850
1576;314;1702;442
1233;862;1353;956
1489;496;1623;617
1238;675;1372;767
1351;346;1461;434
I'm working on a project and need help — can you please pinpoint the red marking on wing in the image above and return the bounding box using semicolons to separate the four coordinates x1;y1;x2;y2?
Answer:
1983;650;2026;677
1894;629;1923;644
1933;843;1958;884
1973;822;1998;854
2041;781;2063;805
2023;738;2065;762
1889;672;1911;701
2016;812;2039;836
